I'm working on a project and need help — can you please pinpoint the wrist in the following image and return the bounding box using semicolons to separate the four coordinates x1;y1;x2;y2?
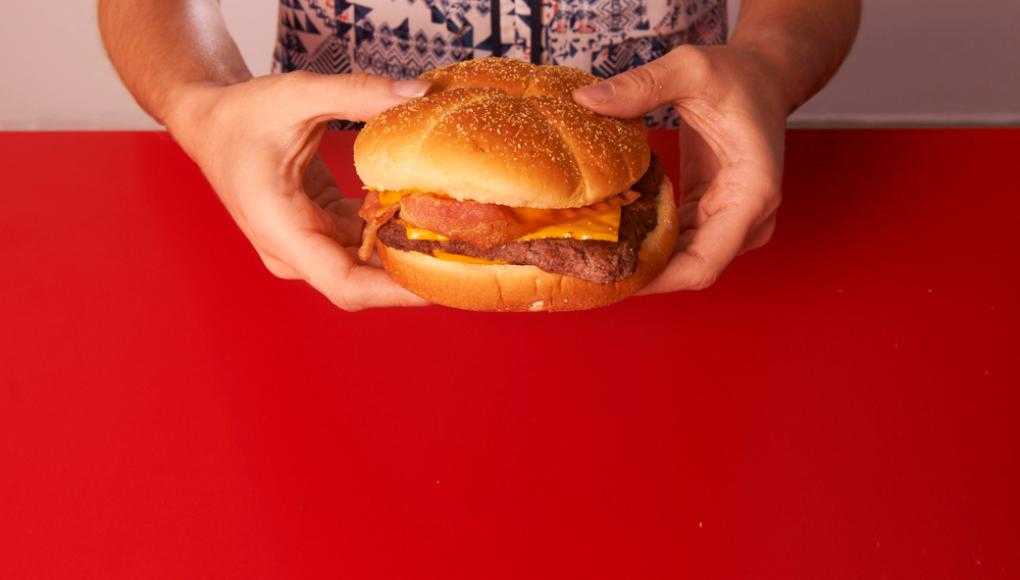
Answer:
161;81;228;142
730;33;816;115
714;42;795;124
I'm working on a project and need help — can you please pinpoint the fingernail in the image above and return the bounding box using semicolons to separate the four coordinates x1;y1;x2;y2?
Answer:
575;81;615;104
392;80;430;98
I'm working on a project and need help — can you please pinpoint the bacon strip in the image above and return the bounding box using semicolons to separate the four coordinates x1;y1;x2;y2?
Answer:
399;195;530;249
400;190;642;248
359;189;643;258
357;191;399;261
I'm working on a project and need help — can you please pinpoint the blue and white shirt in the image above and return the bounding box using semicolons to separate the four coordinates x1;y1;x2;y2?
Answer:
273;0;728;127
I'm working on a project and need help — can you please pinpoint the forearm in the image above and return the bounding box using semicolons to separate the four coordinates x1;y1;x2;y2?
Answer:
730;0;861;113
98;0;251;125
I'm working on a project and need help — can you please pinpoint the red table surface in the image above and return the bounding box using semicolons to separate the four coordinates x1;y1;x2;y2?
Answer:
1;129;1018;579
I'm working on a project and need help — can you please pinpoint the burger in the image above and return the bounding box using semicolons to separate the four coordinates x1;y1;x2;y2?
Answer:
355;57;678;311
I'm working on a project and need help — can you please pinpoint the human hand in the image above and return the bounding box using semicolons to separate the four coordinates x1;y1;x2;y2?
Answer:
164;71;431;310
574;45;788;291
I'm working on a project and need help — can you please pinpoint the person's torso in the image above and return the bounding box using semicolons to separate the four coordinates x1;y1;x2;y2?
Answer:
274;0;727;127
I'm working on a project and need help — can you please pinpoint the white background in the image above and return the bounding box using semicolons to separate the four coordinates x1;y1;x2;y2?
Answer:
0;0;1017;129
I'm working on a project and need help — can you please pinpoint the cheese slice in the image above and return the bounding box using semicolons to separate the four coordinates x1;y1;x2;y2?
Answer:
402;220;449;242
513;205;621;242
377;190;407;207
372;190;633;243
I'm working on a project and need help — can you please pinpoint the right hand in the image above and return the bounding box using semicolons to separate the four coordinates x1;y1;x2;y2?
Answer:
164;71;431;311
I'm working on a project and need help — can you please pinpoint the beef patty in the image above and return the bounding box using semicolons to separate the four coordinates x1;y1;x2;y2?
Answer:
377;161;665;283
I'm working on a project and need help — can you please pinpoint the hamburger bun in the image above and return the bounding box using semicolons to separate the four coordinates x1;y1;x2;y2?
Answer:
354;58;651;209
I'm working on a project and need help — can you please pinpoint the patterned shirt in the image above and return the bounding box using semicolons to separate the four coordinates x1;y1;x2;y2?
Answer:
273;0;727;127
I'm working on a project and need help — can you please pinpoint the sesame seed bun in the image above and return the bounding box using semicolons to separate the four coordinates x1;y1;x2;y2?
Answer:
375;173;678;312
354;58;651;209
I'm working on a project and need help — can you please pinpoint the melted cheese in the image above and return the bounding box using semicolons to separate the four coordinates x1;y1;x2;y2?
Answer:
513;205;621;242
402;220;449;241
431;250;505;265
375;190;633;243
377;190;407;207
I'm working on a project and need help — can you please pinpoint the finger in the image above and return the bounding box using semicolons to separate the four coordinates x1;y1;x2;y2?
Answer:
256;248;301;279
326;198;366;247
286;232;427;310
303;155;340;201
351;245;385;268
741;214;776;254
676;199;701;231
639;202;759;294
284;70;430;123
673;227;696;253
303;157;365;246
244;180;426;310
572;45;707;118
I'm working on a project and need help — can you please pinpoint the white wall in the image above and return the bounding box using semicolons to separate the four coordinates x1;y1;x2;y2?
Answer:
0;2;277;130
787;0;1020;126
0;1;1017;130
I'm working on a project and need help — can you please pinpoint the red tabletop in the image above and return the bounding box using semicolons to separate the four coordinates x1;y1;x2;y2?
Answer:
2;129;1018;578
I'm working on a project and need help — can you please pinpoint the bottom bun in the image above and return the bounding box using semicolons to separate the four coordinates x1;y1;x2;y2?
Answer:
377;175;678;312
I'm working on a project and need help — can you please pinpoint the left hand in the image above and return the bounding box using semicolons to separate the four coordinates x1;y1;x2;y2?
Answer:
574;44;789;291
166;71;431;311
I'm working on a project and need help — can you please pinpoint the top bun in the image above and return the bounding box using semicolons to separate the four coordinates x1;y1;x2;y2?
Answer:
354;58;651;209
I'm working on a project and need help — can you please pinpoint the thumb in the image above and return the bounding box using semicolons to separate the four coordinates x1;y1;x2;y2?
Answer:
286;71;431;122
573;47;701;118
